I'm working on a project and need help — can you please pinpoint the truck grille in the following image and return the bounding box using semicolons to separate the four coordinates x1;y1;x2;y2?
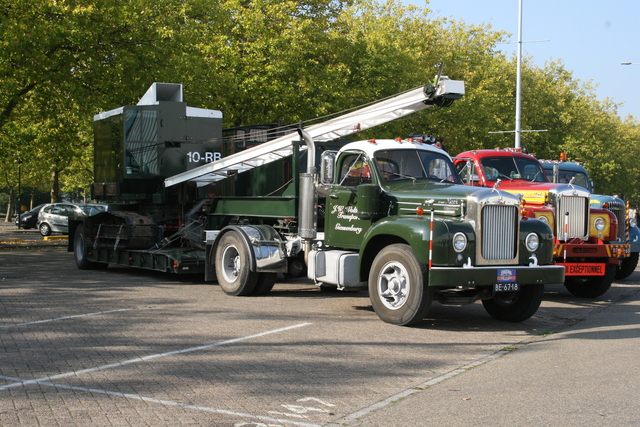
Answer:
481;205;518;261
607;200;626;241
555;195;589;239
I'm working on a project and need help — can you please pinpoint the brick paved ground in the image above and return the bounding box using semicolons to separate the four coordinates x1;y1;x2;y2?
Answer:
1;238;638;426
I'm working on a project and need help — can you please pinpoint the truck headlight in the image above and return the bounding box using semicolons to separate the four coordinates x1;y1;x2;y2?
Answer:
537;215;548;225
630;217;637;228
594;217;605;232
525;233;539;252
453;232;467;252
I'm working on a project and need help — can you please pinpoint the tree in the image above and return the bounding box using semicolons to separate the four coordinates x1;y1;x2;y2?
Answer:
166;0;354;127
0;0;205;209
1;0;638;216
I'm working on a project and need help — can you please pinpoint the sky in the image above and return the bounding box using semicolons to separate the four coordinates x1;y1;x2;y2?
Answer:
403;0;640;120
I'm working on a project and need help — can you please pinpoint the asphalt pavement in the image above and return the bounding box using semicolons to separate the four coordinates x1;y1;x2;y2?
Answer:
2;220;640;426
0;221;66;249
333;285;640;426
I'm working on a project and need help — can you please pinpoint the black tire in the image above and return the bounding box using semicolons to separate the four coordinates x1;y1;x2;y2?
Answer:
615;252;639;280
214;231;258;296
39;222;52;236
564;263;616;298
482;284;544;322
368;244;433;326
74;225;108;270
251;273;276;296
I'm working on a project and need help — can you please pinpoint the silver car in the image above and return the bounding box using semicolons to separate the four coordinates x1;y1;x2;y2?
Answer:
37;203;106;236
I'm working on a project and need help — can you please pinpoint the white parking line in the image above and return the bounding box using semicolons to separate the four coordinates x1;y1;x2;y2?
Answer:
0;308;133;328
28;380;323;427
0;322;312;391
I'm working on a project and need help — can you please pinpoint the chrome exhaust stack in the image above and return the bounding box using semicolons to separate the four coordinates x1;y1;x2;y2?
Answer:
296;129;318;263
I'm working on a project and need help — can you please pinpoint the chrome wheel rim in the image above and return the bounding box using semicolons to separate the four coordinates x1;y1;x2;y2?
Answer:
377;261;410;310
221;244;240;283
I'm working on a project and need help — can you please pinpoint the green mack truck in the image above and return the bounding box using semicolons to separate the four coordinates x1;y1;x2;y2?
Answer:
70;80;564;326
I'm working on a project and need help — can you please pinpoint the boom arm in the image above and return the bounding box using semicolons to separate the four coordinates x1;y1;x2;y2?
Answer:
165;78;464;187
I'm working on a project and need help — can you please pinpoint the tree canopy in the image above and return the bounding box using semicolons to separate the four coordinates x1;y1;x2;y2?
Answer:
1;0;639;220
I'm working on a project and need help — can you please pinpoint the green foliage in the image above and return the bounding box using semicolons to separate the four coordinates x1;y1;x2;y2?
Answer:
0;0;638;208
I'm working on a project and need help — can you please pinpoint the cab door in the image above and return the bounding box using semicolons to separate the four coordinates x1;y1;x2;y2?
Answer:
324;152;376;248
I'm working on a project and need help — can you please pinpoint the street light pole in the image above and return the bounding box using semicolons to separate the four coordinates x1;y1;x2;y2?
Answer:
515;0;523;149
489;0;548;145
16;158;22;229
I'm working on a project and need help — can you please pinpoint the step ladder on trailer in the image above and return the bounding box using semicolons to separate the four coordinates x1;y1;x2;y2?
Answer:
164;77;464;188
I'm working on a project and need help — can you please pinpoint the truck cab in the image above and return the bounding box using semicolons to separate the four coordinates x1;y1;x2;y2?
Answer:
454;148;628;298
308;138;563;325
320;138;461;248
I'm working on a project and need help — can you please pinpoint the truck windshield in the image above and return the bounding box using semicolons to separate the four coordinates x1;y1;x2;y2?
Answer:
543;168;591;191
480;156;547;183
374;149;460;184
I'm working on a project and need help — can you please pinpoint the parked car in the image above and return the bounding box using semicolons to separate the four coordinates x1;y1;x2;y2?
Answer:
37;203;107;236
14;204;46;229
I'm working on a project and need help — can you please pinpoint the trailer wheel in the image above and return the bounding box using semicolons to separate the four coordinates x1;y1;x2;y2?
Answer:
482;284;543;322
615;252;639;280
39;222;52;236
368;244;432;326
564;263;616;298
215;231;258;296
74;225;108;270
251;273;277;296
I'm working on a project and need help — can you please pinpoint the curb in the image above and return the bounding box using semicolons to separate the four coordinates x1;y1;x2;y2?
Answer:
0;240;67;250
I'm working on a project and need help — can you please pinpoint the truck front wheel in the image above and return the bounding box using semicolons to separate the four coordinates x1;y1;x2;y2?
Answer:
368;244;433;326
564;263;616;298
482;284;543;322
215;231;258;296
615;252;638;280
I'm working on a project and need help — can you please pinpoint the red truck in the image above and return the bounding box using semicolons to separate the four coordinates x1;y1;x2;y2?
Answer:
454;148;628;297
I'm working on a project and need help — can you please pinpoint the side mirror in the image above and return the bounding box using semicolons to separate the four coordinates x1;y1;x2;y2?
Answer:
320;151;337;185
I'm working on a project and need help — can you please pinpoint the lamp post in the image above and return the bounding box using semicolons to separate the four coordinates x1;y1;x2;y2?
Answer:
495;0;548;148
16;158;22;229
514;0;524;149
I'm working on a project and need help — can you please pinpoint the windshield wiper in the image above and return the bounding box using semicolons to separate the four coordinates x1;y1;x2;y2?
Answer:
529;171;542;182
387;172;417;184
496;171;514;181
